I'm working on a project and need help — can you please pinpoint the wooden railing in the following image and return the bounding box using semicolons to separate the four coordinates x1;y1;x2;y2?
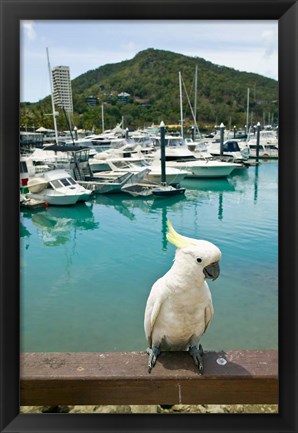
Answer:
20;350;278;406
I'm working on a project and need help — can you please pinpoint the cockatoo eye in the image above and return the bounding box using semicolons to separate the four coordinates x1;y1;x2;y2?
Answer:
196;258;202;263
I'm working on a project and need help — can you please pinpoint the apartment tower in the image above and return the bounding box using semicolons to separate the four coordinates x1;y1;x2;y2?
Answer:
51;66;73;113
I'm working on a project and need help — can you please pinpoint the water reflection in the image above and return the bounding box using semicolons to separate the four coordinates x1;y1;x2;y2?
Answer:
218;192;223;221
93;193;186;222
20;221;31;238
161;206;168;251
181;178;235;192
254;165;259;203
24;203;99;247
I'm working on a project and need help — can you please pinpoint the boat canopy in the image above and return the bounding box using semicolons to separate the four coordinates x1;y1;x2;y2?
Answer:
223;141;241;152
43;145;90;152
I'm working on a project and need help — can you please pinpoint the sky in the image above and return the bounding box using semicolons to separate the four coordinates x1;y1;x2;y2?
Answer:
20;20;278;103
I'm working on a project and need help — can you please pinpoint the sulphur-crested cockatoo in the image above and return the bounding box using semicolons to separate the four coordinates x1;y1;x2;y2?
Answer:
144;220;221;373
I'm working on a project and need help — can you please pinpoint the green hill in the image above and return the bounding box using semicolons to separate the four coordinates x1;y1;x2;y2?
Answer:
20;48;278;132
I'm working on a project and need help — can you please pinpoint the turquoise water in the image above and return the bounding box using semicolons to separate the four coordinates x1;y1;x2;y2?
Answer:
20;161;278;352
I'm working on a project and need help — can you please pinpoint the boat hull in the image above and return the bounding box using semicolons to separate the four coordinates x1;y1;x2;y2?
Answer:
152;187;185;197
167;161;236;178
146;172;186;186
28;190;88;206
185;165;235;178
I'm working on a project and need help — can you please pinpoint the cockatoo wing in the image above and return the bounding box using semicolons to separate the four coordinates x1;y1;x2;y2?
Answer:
144;282;167;347
204;302;214;333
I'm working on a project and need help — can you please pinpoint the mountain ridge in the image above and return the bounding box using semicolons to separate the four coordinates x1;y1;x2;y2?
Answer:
20;48;278;132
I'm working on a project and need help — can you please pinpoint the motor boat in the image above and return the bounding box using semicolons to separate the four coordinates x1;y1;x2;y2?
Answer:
154;145;242;178
27;169;92;206
90;156;187;187
206;140;250;162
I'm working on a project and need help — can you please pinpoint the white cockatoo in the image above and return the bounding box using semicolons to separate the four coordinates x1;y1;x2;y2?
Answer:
144;220;221;373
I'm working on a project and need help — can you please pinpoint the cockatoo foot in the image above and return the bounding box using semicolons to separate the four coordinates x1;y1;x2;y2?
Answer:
189;344;204;374
146;346;161;373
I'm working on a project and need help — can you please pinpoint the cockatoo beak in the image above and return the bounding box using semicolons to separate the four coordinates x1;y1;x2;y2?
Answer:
203;262;220;281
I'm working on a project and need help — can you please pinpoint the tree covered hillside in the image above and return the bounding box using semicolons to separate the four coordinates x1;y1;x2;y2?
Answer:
20;48;278;132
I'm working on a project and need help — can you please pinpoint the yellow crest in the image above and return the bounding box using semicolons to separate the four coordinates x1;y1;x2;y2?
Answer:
166;220;196;249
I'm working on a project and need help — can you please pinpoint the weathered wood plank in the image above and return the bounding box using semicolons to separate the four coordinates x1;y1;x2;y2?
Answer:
20;350;278;406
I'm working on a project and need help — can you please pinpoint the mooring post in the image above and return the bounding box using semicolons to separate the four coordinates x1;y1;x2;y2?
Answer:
256;122;261;163
160;121;166;184
220;123;225;157
74;126;78;141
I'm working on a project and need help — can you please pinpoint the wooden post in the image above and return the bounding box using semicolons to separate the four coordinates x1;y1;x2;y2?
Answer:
220;123;225;157
256;122;261;163
160;121;166;184
191;126;195;141
74;126;78;141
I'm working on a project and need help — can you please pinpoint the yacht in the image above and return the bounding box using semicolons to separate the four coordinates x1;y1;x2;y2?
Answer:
90;156;187;187
26;169;92;206
206;140;250;162
153;145;242;178
246;131;278;159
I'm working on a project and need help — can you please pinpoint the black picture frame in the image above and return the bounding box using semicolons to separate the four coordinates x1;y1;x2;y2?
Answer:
1;0;297;432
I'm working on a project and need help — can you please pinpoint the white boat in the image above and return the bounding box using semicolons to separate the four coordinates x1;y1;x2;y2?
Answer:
90;156;187;186
151;185;186;197
121;182;156;197
27;169;92;206
20;154;52;182
247;130;278;146
79;169;150;195
89;143;148;167
120;169;156;196
247;143;279;159
78;172;134;194
167;159;238;178
154;145;241;178
27;177;49;193
246;131;278;159
145;163;187;186
206;140;250;162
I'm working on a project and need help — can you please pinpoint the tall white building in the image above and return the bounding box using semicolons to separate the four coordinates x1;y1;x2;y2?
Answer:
52;66;73;113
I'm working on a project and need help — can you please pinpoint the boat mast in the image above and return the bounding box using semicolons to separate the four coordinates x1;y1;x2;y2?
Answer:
194;64;198;138
246;87;250;137
181;76;200;138
179;71;184;138
101;103;105;133
46;48;59;145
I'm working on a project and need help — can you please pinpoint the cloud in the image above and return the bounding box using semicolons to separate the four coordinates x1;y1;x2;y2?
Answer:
21;20;278;102
262;30;277;57
22;21;36;41
121;41;138;52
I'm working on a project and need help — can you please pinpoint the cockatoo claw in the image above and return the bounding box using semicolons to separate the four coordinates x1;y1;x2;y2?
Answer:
189;345;204;374
146;346;161;373
199;344;204;356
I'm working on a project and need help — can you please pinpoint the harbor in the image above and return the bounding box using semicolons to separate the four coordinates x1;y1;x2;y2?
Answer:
20;159;278;353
